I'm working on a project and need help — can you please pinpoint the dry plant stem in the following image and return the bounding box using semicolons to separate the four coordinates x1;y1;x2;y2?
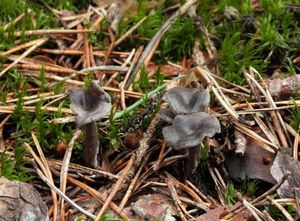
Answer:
266;196;294;221
118;154;147;210
94;155;135;221
167;173;211;210
33;165;96;219
0;37;49;77
247;103;280;147
3;10;27;30
80;65;129;73
1;37;47;56
196;67;240;121
222;172;290;220
59;129;82;221
208;166;225;206
0;114;11;129
293;131;299;160
21;71;142;97
36;48;130;57
186;180;215;204
24;141;58;221
245;70;289;148
50;167;129;220
5;29;93;37
47;159;119;180
124;0;199;89
153;141;167;170
253;67;292;146
234;121;278;151
120;114;161;197
104;28;116;65
83;33;91;68
3;63;77;74
0;105;72;114
263;210;276;221
166;179;187;221
0;114;11;152
89;45;101;79
114;16;148;46
252;172;290;205
235;100;300;109
121;46;144;89
237;193;264;221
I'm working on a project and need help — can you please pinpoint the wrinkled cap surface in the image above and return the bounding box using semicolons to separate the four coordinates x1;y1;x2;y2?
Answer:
166;87;210;115
68;80;112;126
163;112;221;150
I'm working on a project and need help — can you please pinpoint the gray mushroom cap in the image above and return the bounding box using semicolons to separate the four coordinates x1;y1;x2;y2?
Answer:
68;80;112;126
166;87;210;115
162;112;221;150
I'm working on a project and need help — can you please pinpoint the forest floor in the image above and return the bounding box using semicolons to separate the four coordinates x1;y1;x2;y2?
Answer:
0;0;300;220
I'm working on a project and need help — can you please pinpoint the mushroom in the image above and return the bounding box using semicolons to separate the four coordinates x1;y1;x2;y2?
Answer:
159;86;220;149
68;80;111;168
165;86;210;114
163;112;221;150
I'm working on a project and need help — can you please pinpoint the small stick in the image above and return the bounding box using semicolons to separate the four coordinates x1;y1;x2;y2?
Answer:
118;154;148;210
222;172;290;220
1;37;47;56
80;65;129;73
120;45;143;88
266;196;294;221
166;178;187;221
0;105;72;114
293;129;299;160
34;165;96;219
59;129;82;221
4;29;94;37
24;140;58;221
83;32;91;68
0;37;49;77
36;48;130;57
103;28;116;65
94;155;135;220
252;172;290;205
234;121;278;151
208;167;225;206
153;142;167;171
3;10;27;30
2;63;78;75
237;193;264;221
50;168;129;220
124;0;199;89
114;16;148;47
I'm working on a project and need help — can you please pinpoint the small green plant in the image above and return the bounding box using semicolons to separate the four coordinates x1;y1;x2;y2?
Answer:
239;178;260;199
289;99;300;133
0;145;30;182
225;181;237;205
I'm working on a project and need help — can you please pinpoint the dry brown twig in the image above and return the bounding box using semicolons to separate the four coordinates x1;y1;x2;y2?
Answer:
59;129;82;221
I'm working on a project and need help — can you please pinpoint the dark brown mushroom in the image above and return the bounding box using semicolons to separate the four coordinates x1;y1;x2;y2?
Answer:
68;80;111;168
162;112;221;150
165;86;210;115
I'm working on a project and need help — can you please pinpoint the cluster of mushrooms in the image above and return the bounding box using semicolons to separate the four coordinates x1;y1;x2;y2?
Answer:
68;81;220;168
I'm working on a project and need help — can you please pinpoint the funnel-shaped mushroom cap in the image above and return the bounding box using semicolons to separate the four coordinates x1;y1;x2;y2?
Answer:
68;81;112;126
162;112;221;150
166;87;210;115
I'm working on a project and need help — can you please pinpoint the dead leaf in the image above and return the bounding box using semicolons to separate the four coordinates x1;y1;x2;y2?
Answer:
225;135;276;184
270;152;300;198
196;206;226;221
131;194;177;221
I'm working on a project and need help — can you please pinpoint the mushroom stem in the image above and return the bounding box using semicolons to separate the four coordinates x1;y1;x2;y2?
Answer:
84;121;100;168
